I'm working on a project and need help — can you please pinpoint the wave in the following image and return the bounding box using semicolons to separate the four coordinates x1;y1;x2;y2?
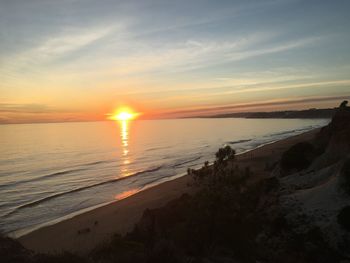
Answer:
83;160;115;166
172;156;202;168
145;146;170;152
227;139;252;145
0;168;88;189
2;165;163;218
267;127;309;137
0;160;116;189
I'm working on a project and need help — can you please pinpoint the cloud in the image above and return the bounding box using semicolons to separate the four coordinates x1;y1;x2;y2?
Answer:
161;95;349;117
226;37;321;62
102;33;319;77
36;28;113;57
113;70;338;101
0;25;116;81
0;103;50;113
183;79;350;100
0;103;87;124
0;103;71;114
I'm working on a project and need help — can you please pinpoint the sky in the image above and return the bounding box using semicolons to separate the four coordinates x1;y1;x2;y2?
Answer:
0;0;350;123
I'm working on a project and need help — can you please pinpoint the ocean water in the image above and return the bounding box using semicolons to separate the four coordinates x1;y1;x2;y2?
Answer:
0;118;329;236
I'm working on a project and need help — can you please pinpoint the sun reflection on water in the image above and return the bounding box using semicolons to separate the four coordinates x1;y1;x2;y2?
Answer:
114;189;139;200
119;120;130;175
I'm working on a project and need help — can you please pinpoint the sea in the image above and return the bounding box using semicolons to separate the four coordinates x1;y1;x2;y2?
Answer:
0;118;329;237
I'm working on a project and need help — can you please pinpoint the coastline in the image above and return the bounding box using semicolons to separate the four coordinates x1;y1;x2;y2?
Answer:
18;128;320;255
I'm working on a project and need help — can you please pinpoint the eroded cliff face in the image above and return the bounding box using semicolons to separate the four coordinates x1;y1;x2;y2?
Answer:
280;105;350;257
312;106;350;168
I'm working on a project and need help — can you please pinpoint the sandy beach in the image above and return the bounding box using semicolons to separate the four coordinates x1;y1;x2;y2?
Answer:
18;129;319;255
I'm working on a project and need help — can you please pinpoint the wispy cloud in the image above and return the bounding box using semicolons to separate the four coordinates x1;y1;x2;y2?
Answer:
160;95;349;118
0;103;45;113
0;26;116;81
186;79;350;100
0;103;85;124
226;37;321;62
0;103;67;114
36;28;113;58
103;33;319;77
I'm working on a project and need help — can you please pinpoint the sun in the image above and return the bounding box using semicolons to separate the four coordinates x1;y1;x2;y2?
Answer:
115;111;134;121
108;107;140;121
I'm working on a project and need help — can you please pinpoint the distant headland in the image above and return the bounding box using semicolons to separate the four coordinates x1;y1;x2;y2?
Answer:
190;107;336;119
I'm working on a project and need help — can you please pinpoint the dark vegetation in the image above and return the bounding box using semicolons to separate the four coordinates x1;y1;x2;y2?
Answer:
0;234;86;263
0;234;33;263
341;159;350;195
90;145;262;262
280;142;316;173
340;100;348;108
337;206;350;232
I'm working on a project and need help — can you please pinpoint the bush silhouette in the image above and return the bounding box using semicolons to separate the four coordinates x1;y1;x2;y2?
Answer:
337;206;350;231
341;159;350;195
339;100;348;108
281;142;315;172
215;145;235;165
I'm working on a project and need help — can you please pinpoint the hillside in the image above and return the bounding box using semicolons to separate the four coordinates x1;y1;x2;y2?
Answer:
278;103;350;257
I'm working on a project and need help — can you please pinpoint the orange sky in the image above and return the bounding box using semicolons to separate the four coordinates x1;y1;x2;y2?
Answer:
1;1;350;124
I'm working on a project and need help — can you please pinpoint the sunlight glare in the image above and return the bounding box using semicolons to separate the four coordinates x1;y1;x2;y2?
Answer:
109;107;140;121
115;112;134;121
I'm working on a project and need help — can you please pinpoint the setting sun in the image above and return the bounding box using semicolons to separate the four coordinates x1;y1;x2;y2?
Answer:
109;108;140;121
115;112;134;121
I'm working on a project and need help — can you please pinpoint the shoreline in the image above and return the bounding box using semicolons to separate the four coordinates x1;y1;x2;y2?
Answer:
18;128;320;254
11;129;306;239
11;170;192;239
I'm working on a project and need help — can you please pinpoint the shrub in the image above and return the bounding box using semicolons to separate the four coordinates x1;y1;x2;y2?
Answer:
35;252;87;263
339;100;348;108
215;145;235;165
0;234;34;263
190;146;238;187
341;159;350;195
281;142;315;173
90;234;145;263
337;206;350;231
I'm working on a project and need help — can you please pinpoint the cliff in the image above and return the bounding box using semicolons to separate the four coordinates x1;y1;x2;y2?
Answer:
279;104;350;258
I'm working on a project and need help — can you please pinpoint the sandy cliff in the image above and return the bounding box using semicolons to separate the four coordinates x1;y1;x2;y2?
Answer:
280;105;350;256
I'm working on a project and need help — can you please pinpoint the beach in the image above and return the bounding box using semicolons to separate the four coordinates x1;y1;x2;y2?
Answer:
1;118;327;237
17;128;319;254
